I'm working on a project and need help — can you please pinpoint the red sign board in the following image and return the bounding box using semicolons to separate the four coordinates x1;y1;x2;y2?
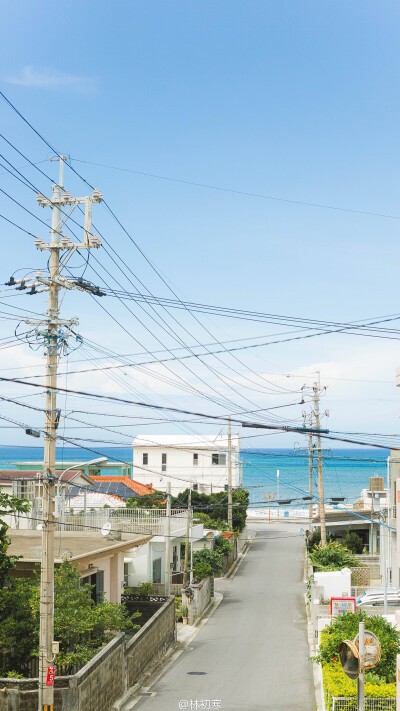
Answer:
330;597;356;617
46;666;56;687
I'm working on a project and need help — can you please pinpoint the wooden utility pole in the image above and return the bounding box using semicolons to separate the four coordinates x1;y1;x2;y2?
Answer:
227;418;233;529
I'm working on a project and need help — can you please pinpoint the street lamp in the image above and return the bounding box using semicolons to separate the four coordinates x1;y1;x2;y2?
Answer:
56;457;108;526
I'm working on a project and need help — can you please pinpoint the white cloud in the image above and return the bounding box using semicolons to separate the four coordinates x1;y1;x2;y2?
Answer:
5;66;97;91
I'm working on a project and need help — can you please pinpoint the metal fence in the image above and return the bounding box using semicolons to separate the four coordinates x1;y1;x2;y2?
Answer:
59;508;187;535
331;698;396;711
0;651;78;678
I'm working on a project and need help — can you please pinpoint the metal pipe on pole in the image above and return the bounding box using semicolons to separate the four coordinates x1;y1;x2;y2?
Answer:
381;510;388;615
308;432;314;528
387;456;392;585
184;487;192;585
358;621;365;711
165;482;171;595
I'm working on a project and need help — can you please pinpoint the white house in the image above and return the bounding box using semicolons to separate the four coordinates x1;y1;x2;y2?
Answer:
123;517;205;588
132;434;241;496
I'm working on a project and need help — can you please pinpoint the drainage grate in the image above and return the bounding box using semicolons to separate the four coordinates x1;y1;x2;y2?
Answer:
187;672;207;675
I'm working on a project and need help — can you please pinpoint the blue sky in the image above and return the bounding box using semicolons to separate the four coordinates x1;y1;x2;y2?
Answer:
0;1;400;450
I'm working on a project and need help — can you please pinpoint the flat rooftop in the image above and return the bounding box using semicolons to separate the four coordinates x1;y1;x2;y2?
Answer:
8;530;150;565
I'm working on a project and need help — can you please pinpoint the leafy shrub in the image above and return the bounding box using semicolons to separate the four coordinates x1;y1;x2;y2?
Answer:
5;670;24;679
193;549;223;579
214;537;234;555
136;581;155;595
314;611;400;683
322;663;396;706
181;605;188;618
309;541;360;571
306;529;326;552
343;530;364;554
193;560;213;580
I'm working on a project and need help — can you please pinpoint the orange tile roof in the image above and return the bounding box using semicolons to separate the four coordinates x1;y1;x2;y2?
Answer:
89;475;156;496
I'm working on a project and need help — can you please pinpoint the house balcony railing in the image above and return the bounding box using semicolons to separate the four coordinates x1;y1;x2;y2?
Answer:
58;508;187;535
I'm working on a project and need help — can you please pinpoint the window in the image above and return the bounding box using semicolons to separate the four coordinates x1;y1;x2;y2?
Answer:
12;479;35;500
193;453;199;466
124;562;129;586
143;453;148;466
152;557;162;584
172;546;178;571
162;453;167;472
193;483;199;491
212;453;226;466
81;571;104;604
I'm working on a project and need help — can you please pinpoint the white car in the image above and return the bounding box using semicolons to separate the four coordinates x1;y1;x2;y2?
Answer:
356;589;400;607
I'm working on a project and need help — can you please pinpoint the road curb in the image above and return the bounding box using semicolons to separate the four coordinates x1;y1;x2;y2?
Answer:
305;592;326;711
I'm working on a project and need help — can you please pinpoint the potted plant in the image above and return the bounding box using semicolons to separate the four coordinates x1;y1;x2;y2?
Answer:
181;605;188;625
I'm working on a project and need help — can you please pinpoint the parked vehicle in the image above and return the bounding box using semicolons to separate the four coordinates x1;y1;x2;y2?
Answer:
356;588;400;607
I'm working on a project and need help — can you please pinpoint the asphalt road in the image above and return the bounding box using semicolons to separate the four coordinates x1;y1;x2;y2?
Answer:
131;522;315;711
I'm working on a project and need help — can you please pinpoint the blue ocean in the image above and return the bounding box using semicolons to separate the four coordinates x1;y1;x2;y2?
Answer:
0;446;389;508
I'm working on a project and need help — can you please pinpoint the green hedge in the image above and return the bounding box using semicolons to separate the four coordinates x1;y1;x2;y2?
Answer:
323;663;396;708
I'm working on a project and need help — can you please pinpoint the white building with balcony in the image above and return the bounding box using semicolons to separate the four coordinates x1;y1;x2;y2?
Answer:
132;434;241;496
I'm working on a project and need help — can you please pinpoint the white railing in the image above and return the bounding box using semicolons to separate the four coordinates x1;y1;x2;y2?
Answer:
59;508;187;535
332;698;395;711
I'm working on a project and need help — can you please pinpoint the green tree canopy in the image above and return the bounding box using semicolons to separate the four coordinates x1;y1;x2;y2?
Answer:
0;560;140;675
172;488;249;531
0;487;30;587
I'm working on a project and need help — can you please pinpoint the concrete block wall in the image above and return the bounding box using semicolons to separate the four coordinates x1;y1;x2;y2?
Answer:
76;633;125;711
0;598;176;711
182;576;213;625
125;596;176;689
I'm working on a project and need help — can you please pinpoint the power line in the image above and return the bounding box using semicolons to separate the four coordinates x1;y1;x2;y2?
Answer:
71;156;400;223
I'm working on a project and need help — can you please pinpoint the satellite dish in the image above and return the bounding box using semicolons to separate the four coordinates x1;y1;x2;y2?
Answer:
101;522;112;537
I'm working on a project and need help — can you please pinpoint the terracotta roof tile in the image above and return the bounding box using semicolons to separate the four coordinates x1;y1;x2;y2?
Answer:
89;475;155;496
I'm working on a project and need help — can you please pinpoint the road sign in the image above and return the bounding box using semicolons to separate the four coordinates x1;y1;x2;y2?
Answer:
46;666;56;687
330;597;356;617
